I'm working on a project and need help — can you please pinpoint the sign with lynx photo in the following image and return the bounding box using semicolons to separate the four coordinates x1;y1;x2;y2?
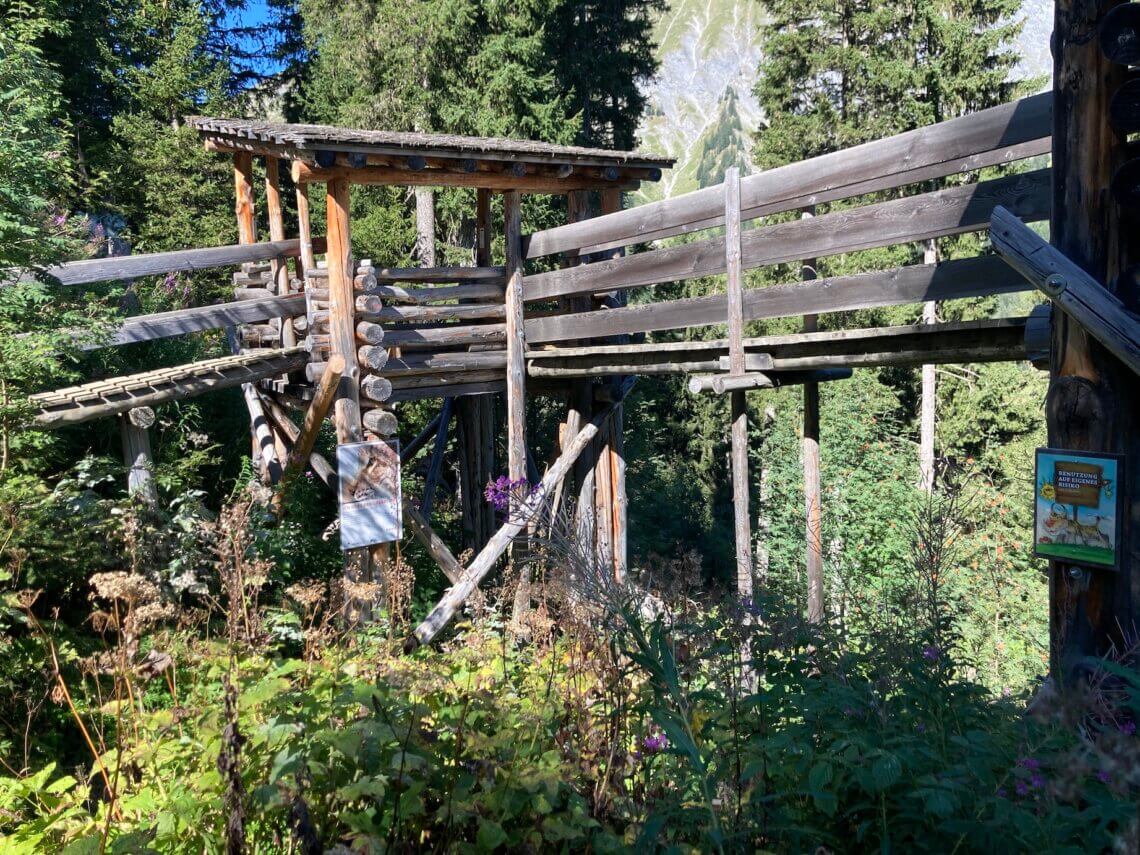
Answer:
1034;448;1123;569
337;440;402;550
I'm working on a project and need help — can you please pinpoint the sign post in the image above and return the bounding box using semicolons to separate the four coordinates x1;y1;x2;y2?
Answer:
338;440;402;550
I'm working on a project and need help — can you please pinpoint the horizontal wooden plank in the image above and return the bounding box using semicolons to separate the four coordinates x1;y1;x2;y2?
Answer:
72;295;306;350
291;161;637;193
525;92;1052;258
356;299;505;323
366;282;504;303
308;265;504;283
524;254;1027;344
372;322;507;349
526;318;1029;375
523;169;1050;303
32;348;309;427
5;238;324;288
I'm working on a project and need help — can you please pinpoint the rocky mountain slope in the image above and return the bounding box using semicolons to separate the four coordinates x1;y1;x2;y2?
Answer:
633;0;1053;204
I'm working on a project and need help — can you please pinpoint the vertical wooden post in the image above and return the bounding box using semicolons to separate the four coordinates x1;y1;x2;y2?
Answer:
265;157;294;350
504;190;526;486
801;207;823;624
457;189;496;553
295;182;316;273
919;239;939;492
233;152;257;245
504;190;530;626
232;153;282;483
598;188;627;581
725;168;753;602
326;176;375;607
120;407;157;506
1048;0;1139;678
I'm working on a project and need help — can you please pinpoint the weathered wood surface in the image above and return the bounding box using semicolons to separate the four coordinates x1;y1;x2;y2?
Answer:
1099;1;1140;65
234;152;257;246
1108;77;1140;133
723;167;753;600
388;380;507;402
364;282;504;304
361;374;394;402
505;191;530;493
407;379;635;649
528;318;1030;376
380;351;506;376
291;160;637;193
362;407;398;437
991;206;1140;377
260;392;338;492
120;411;157;505
282;355;344;482
32;347;309;427
523;170;1051;302
1047;0;1138;680
355;298;505;323
4;238;323;288
688;372;773;394
388;370;504;391
67;294;307;350
524;93;1051;259
309;265;503;284
325;176;365;449
524;254;1028;344
360;322;505;348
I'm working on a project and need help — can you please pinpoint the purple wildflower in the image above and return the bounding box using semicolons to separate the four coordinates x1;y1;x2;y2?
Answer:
484;475;530;512
1018;757;1041;771
163;272;178;294
1096;769;1112;785
1030;772;1046;789
642;731;668;754
915;722;927;734
52;214;66;227
996;788;1008;799
1015;780;1029;798
1118;721;1136;736
922;645;941;663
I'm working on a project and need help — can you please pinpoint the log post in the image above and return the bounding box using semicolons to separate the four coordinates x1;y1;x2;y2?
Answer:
725;168;754;603
1048;0;1139;679
265;156;294;350
233;152;257;245
325;176;376;611
598;188;627;581
421;397;454;518
120;406;157;506
456;188;496;553
504;190;530;626
919;239;939;492
801;207;823;624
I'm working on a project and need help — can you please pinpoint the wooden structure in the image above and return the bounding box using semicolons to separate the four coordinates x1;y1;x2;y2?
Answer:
19;46;1138;671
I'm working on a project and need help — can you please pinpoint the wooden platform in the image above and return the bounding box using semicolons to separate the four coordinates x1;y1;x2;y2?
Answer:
31;347;309;427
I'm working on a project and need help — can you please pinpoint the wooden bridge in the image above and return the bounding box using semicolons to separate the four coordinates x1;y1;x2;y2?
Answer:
17;0;1140;673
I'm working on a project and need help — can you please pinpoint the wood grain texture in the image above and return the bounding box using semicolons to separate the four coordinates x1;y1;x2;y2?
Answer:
523;170;1050;302
524;254;1028;344
504;191;527;485
524;93;1051;259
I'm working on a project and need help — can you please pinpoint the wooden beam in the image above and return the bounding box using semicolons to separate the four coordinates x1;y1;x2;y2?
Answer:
5;238;322;289
355;300;505;323
120;407;157;505
265;156;294;353
406;379;635;649
234;152;257;245
1043;0;1139;679
260;392;338;492
364;282;504;304
524;254;1028;344
400;411;444;463
291;160;637;194
325;177;363;444
282;354;343;482
362;322;506;349
991;206;1140;376
523;170;1050;302
524;92;1051;258
504;191;527;489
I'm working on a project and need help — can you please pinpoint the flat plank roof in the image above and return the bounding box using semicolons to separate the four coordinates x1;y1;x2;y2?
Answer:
188;116;674;169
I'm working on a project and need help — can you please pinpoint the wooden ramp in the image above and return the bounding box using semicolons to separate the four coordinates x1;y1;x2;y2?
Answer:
31;347;309;428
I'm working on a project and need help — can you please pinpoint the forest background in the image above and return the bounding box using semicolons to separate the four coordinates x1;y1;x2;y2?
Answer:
2;0;1133;851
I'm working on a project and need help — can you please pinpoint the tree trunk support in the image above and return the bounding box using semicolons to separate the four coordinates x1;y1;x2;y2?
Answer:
120;406;157;506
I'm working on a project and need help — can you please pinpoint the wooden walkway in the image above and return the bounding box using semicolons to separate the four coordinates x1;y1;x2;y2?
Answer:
31;347;309;427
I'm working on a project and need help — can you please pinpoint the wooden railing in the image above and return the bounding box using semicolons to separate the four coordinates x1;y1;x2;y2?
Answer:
520;92;1053;346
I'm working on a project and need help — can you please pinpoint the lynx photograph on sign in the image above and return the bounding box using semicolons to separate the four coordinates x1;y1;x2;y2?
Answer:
1035;448;1123;569
337;440;402;550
